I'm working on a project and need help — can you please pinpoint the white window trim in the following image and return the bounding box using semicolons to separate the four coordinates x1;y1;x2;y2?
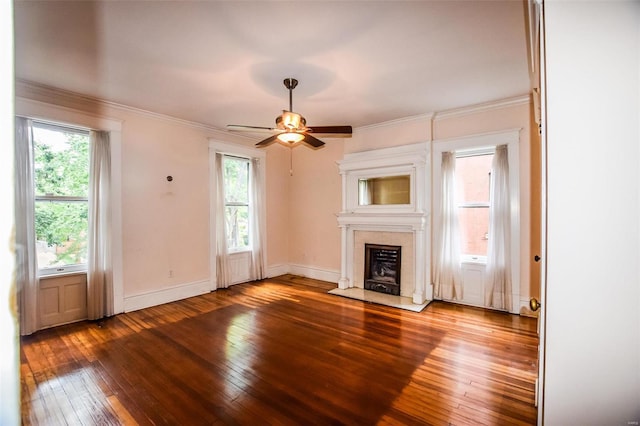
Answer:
208;140;267;291
432;129;521;313
39;264;87;277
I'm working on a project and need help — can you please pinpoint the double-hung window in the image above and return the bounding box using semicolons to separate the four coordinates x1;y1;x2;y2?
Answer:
222;155;250;252
455;149;494;261
33;121;90;275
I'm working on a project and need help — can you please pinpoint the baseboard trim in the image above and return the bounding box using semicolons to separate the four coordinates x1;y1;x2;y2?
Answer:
266;264;290;278
519;297;539;318
288;264;340;283
123;279;210;313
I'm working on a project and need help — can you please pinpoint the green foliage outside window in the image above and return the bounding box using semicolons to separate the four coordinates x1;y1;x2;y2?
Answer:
223;156;250;250
33;126;89;267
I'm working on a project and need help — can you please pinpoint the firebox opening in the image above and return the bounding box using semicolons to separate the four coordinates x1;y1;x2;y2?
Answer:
364;244;402;296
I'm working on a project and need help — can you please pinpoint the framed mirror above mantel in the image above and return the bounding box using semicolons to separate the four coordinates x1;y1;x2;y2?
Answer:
337;142;429;215
358;175;411;206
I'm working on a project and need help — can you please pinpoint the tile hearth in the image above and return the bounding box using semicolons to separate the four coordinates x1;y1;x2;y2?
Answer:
328;287;430;313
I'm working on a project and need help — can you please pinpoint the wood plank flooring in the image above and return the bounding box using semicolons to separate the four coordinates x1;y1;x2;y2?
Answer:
21;275;539;425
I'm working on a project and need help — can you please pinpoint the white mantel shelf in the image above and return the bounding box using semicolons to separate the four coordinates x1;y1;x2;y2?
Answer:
337;211;427;231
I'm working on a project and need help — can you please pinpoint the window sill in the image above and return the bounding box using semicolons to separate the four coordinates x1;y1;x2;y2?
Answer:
227;249;251;255
460;255;487;265
39;266;87;279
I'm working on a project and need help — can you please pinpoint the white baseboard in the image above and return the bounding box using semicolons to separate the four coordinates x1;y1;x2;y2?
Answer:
519;297;539;318
123;279;210;313
288;264;340;283
266;263;339;283
266;263;289;278
122;265;340;313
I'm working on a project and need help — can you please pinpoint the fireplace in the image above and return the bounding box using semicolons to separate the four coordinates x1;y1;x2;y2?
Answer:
336;142;432;305
364;244;402;296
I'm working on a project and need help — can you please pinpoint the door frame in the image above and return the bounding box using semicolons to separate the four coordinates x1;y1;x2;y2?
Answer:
530;0;547;421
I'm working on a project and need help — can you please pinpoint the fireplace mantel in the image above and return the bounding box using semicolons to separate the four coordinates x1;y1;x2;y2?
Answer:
337;211;426;230
336;143;431;305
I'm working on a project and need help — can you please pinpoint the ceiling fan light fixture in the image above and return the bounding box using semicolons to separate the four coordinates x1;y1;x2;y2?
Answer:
277;132;305;144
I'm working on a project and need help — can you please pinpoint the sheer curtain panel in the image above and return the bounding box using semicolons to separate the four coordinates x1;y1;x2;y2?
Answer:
215;153;232;288
358;179;372;205
87;130;113;319
434;151;463;300
485;145;512;311
249;157;265;281
15;117;38;335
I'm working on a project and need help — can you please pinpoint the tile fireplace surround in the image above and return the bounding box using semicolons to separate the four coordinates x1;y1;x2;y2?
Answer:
336;142;432;307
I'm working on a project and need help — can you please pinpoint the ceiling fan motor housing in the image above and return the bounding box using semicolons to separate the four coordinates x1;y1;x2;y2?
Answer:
276;112;306;131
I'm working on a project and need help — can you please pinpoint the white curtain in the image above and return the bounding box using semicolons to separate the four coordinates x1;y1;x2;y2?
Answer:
249;157;265;281
87;130;113;320
485;144;512;311
434;151;463;300
215;153;232;288
358;179;372;205
15;117;38;335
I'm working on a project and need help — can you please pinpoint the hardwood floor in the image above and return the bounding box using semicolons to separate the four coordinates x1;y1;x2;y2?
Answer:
21;275;539;425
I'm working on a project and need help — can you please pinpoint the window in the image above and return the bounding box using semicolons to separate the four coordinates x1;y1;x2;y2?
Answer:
455;151;494;259
33;121;90;274
223;155;250;251
211;142;266;288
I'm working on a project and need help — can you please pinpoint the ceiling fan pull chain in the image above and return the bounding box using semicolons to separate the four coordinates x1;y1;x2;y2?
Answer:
290;148;294;176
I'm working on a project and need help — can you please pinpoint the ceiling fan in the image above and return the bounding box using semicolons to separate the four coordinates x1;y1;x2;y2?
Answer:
227;78;352;149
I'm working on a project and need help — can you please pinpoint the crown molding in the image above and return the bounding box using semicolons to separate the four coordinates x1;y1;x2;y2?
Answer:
16;79;531;137
354;94;531;132
355;112;435;132
433;94;531;121
14;79;255;141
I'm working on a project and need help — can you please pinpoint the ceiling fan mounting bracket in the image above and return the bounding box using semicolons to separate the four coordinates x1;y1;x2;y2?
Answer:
283;78;298;90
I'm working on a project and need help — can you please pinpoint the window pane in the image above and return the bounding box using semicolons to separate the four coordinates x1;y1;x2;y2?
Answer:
455;154;492;204
455;153;493;257
33;125;89;197
225;205;249;250
35;201;88;268
223;157;249;204
458;206;489;256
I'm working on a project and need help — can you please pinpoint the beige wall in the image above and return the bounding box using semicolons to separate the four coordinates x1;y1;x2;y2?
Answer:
347;114;432;154
264;146;291;268
287;139;343;271
120;116;210;295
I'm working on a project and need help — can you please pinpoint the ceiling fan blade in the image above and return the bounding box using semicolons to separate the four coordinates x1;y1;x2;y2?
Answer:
305;125;353;138
255;135;279;147
302;134;325;148
227;124;279;133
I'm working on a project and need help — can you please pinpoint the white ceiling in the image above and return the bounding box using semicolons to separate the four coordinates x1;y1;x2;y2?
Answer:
14;1;532;132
